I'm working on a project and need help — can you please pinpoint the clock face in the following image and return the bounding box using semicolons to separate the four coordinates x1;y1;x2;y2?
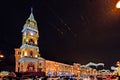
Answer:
30;31;34;35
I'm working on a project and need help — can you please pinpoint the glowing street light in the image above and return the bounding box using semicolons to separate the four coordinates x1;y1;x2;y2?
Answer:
116;1;120;8
0;54;4;62
0;54;4;58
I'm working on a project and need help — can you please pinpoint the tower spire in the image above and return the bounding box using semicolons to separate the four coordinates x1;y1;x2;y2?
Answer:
22;7;38;32
31;7;33;13
29;7;35;20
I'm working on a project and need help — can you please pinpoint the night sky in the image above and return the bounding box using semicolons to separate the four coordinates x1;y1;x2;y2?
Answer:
0;0;120;71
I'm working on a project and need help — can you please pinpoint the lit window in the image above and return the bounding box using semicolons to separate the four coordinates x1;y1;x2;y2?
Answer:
35;55;37;57
24;52;27;56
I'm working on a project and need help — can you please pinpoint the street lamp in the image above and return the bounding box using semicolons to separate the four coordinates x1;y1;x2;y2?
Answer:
0;54;4;58
116;1;120;8
0;54;4;62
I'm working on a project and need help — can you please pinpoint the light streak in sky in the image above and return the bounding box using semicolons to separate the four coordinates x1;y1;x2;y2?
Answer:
48;23;64;35
47;7;77;38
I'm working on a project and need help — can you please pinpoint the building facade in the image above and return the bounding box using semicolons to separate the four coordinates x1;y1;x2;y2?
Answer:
14;9;81;76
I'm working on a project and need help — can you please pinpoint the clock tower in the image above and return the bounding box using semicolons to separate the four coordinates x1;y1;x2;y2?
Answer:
15;8;45;72
21;8;39;59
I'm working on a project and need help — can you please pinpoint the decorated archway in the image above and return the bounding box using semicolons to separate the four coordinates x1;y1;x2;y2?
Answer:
27;62;35;72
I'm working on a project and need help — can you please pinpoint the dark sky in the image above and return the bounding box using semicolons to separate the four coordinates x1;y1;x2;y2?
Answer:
0;0;120;71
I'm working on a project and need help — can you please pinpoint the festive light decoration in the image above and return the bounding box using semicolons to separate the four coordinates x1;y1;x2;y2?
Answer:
96;63;104;67
22;27;38;33
18;57;39;62
86;62;104;67
20;44;39;51
0;71;9;76
27;62;35;72
111;66;117;70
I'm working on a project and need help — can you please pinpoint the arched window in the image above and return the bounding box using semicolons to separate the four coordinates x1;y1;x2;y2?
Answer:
29;39;34;45
18;52;21;55
39;63;41;66
30;51;33;57
26;19;30;24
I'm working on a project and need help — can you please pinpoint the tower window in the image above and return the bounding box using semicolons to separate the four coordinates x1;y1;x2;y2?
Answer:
24;52;27;56
39;63;41;66
38;54;40;57
26;19;30;24
29;39;34;45
30;51;33;57
18;52;21;55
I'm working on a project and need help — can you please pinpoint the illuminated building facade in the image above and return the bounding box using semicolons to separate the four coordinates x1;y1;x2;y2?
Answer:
14;8;82;76
15;9;45;73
